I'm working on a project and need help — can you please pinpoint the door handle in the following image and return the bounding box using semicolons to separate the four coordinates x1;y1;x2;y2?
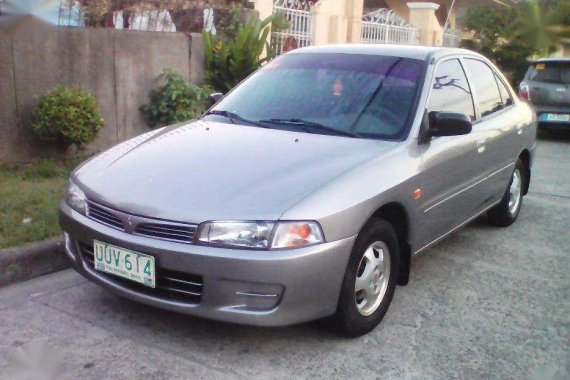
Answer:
476;138;487;153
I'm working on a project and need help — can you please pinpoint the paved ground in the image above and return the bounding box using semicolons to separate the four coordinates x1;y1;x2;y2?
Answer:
1;131;569;380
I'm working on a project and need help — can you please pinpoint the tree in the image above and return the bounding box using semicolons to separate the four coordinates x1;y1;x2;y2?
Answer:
511;0;570;56
461;5;535;85
461;0;570;85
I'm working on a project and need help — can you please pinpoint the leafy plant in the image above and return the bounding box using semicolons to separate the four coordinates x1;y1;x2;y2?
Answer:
203;10;289;92
140;69;213;128
70;0;111;26
32;86;104;147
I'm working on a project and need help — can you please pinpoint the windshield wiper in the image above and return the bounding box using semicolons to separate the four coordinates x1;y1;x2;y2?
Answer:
258;118;359;138
204;110;267;128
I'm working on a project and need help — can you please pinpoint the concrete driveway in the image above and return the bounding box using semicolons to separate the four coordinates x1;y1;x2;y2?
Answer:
1;131;569;380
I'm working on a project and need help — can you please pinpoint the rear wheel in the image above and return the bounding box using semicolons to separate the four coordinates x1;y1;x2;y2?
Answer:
331;218;399;337
487;159;526;227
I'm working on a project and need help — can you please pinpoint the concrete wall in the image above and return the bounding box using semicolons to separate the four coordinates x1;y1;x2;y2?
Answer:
0;24;204;163
408;2;442;46
313;0;349;45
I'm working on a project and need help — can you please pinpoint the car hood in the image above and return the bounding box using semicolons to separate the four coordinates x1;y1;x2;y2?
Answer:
75;120;396;223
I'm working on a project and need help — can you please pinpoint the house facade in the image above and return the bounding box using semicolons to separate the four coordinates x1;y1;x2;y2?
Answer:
254;0;511;52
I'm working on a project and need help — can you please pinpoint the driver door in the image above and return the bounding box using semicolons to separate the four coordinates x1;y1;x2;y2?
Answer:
415;58;486;250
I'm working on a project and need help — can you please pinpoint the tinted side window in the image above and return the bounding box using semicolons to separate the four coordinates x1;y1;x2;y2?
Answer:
496;75;514;107
428;59;475;121
464;59;503;117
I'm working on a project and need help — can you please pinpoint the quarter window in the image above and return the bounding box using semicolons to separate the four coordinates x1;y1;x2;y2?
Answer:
428;59;475;121
464;59;503;117
495;74;514;107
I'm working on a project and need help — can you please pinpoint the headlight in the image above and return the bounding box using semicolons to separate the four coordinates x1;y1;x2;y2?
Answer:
196;221;274;249
195;221;324;250
65;180;87;214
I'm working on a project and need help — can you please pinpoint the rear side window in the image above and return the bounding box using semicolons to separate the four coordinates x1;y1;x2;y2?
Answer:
428;59;475;121
464;59;503;117
495;75;514;107
526;62;570;84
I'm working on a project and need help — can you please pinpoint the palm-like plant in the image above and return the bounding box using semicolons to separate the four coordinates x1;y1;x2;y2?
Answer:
203;10;289;93
460;0;570;85
511;0;570;56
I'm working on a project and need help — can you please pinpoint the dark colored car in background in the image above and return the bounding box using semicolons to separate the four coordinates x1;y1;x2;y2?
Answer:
519;58;570;128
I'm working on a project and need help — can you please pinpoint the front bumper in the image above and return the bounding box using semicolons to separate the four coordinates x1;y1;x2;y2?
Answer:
59;201;356;326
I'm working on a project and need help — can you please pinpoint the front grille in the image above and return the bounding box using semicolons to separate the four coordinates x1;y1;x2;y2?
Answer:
78;242;202;304
85;200;198;244
86;201;123;230
134;223;197;243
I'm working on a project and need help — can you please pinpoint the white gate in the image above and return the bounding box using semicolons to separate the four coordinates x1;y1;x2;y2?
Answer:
361;9;418;45
442;28;461;47
272;0;313;54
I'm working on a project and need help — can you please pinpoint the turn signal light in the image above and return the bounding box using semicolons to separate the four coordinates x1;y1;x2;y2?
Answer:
271;222;324;249
289;223;311;240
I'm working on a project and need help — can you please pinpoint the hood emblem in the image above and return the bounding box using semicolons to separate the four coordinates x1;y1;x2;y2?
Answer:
126;216;134;231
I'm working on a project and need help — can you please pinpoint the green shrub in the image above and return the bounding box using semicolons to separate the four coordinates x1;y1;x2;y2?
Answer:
203;11;289;93
140;69;213;128
32;86;104;147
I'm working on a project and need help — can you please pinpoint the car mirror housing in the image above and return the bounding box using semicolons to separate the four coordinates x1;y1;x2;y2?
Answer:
208;92;224;106
427;111;472;138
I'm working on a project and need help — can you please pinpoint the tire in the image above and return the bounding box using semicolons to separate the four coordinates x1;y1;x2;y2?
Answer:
330;218;399;337
487;159;526;227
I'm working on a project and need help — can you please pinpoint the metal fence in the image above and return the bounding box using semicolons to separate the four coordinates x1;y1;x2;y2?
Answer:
361;9;418;45
57;0;241;33
442;28;461;47
271;0;313;55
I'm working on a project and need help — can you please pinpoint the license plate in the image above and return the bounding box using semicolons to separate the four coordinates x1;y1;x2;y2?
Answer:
93;240;155;288
543;113;570;122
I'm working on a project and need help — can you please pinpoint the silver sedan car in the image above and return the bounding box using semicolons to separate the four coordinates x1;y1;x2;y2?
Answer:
60;45;536;336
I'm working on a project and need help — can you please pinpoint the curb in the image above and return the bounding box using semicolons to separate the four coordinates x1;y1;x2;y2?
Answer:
0;236;69;287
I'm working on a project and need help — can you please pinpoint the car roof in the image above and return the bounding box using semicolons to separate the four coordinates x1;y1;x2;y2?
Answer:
288;44;486;62
531;57;570;64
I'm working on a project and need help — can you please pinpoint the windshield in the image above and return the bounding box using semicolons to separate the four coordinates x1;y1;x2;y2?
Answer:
204;53;425;140
526;62;570;84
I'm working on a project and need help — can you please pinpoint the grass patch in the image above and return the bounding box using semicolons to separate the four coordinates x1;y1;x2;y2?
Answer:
0;159;80;250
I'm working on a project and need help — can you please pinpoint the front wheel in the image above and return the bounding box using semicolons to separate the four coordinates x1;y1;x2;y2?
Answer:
487;159;526;227
330;218;399;337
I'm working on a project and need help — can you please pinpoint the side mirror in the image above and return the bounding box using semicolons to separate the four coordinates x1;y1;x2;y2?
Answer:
208;92;223;106
428;111;472;137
